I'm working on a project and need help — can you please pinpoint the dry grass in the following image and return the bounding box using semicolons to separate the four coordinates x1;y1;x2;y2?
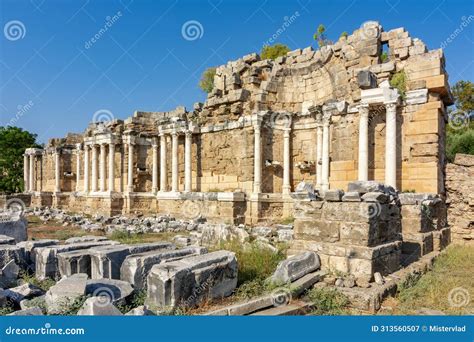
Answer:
381;244;474;315
27;215;103;241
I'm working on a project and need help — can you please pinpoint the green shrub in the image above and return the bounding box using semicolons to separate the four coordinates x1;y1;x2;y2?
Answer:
389;71;407;99
307;287;349;315
19;271;56;291
260;44;290;60
199;67;216;93
446;128;474;162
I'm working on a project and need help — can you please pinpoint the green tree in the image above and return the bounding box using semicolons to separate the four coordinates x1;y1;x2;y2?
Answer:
0;126;40;194
260;43;290;60
313;24;331;47
198;67;217;93
340;31;348;39
445;80;474;161
451;80;474;113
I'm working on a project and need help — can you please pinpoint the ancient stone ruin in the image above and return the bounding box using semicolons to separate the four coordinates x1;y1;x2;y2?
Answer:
0;21;467;315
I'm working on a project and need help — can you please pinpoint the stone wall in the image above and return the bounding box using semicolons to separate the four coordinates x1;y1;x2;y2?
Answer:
446;154;474;244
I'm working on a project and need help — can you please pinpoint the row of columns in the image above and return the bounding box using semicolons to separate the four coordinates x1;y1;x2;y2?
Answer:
78;131;194;194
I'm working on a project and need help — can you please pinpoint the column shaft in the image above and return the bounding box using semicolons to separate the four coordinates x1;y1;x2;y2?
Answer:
184;132;192;192
160;134;167;191
171;132;179;192
321;120;330;191
108;143;115;192
127;143;134;192
358;104;369;181
253;124;262;193
316;125;323;189
23;154;29;192
54;151;60;193
29;155;34;192
91;145;98;192
76;147;81;192
282;129;291;194
84;146;90;192
385;103;397;188
152;140;158;193
99;144;106;192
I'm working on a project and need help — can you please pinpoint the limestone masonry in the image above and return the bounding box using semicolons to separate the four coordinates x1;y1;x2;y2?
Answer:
21;21;452;225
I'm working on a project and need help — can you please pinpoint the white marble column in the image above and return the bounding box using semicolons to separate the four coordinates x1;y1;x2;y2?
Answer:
91;145;98;192
253;123;262;194
358;103;369;181
99;144;106;192
184;131;192;192
316;113;323;189
171;131;179;192
84;145;90;193
54;150;60;193
321;114;331;192
108;143;115;192
75;145;81;192
151;138;158;194
385;102;397;188
23;154;29;192
29;154;34;192
160;134;167;192
282;128;291;194
127;142;134;193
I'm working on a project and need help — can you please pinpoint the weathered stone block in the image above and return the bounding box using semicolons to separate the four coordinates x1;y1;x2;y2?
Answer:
147;250;237;308
90;242;173;279
120;246;207;290
35;241;117;280
45;274;88;314
270;251;320;284
357;70;377;89
0;214;27;243
77;297;122;316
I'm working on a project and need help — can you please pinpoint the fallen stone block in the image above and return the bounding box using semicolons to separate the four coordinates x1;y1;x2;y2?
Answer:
147;250;238;308
44;273;88;314
90;242;173;279
65;236;109;244
323;189;344;202
347;181;386;194
121;246;207;290
200;224;249;245
35;241;118;280
125;305;155;316
4;283;45;304
17;239;58;268
342;191;361;202
270;251;320;284
20;294;46;310
362;192;389;203
7;307;44;316
85;278;133;305
0;260;20;288
0;235;15;245
0;214;27;243
57;249;94;278
76;297;122;316
0;288;7;306
0;245;24;269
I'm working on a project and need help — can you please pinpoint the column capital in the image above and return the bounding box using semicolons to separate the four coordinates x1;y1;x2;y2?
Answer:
384;101;398;111
151;137;159;148
75;143;82;151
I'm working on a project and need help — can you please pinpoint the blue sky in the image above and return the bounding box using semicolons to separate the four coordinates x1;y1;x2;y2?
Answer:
0;0;473;143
